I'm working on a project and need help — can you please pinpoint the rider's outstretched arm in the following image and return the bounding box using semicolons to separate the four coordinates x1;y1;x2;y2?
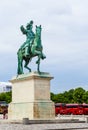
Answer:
20;25;27;34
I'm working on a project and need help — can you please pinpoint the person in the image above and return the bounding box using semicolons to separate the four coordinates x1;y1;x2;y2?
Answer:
3;107;8;119
20;20;35;57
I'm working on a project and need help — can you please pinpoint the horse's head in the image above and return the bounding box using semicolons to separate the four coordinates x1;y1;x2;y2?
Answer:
35;25;42;36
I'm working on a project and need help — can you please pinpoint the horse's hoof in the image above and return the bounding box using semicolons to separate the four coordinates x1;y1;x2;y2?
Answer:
41;55;46;59
36;61;38;64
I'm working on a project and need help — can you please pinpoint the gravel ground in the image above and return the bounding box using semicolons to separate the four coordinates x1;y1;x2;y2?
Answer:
0;123;88;130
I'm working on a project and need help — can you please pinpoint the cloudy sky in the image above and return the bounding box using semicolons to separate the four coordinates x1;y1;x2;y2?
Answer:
0;0;88;93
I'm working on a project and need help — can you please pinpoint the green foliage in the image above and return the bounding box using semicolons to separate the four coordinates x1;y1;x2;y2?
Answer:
0;91;12;103
73;87;85;103
51;87;88;104
83;91;88;103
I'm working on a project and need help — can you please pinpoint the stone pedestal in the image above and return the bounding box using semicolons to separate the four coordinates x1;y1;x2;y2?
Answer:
8;72;55;120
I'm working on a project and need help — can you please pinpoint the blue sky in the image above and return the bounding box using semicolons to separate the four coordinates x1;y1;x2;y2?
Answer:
0;0;88;93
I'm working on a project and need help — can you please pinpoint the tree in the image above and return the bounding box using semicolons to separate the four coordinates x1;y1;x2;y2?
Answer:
83;91;88;103
0;91;12;103
50;87;87;104
73;87;85;103
67;89;74;103
51;92;65;103
56;93;65;103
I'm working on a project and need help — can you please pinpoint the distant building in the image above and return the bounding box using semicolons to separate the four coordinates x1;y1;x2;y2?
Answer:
0;82;12;93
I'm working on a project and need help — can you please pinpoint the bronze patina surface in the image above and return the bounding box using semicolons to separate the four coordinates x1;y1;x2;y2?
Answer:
17;20;46;75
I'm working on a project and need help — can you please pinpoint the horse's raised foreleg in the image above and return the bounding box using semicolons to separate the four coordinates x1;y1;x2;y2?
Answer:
33;50;42;73
24;59;31;72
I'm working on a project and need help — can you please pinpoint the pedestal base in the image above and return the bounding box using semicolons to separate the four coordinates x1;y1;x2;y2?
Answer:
8;100;55;120
8;72;55;120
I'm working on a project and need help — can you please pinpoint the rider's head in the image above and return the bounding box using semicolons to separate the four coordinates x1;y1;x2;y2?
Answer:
29;20;33;25
26;20;33;29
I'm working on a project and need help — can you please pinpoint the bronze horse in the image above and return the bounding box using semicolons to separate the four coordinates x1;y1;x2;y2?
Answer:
17;25;46;75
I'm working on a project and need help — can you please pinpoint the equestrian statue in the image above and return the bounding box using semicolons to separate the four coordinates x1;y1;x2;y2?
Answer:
17;20;46;75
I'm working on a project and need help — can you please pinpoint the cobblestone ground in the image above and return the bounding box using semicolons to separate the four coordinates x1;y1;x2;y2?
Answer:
0;123;88;130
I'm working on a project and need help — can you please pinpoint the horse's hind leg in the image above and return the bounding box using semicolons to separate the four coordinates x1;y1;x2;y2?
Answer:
17;51;23;75
24;59;31;72
17;60;23;74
